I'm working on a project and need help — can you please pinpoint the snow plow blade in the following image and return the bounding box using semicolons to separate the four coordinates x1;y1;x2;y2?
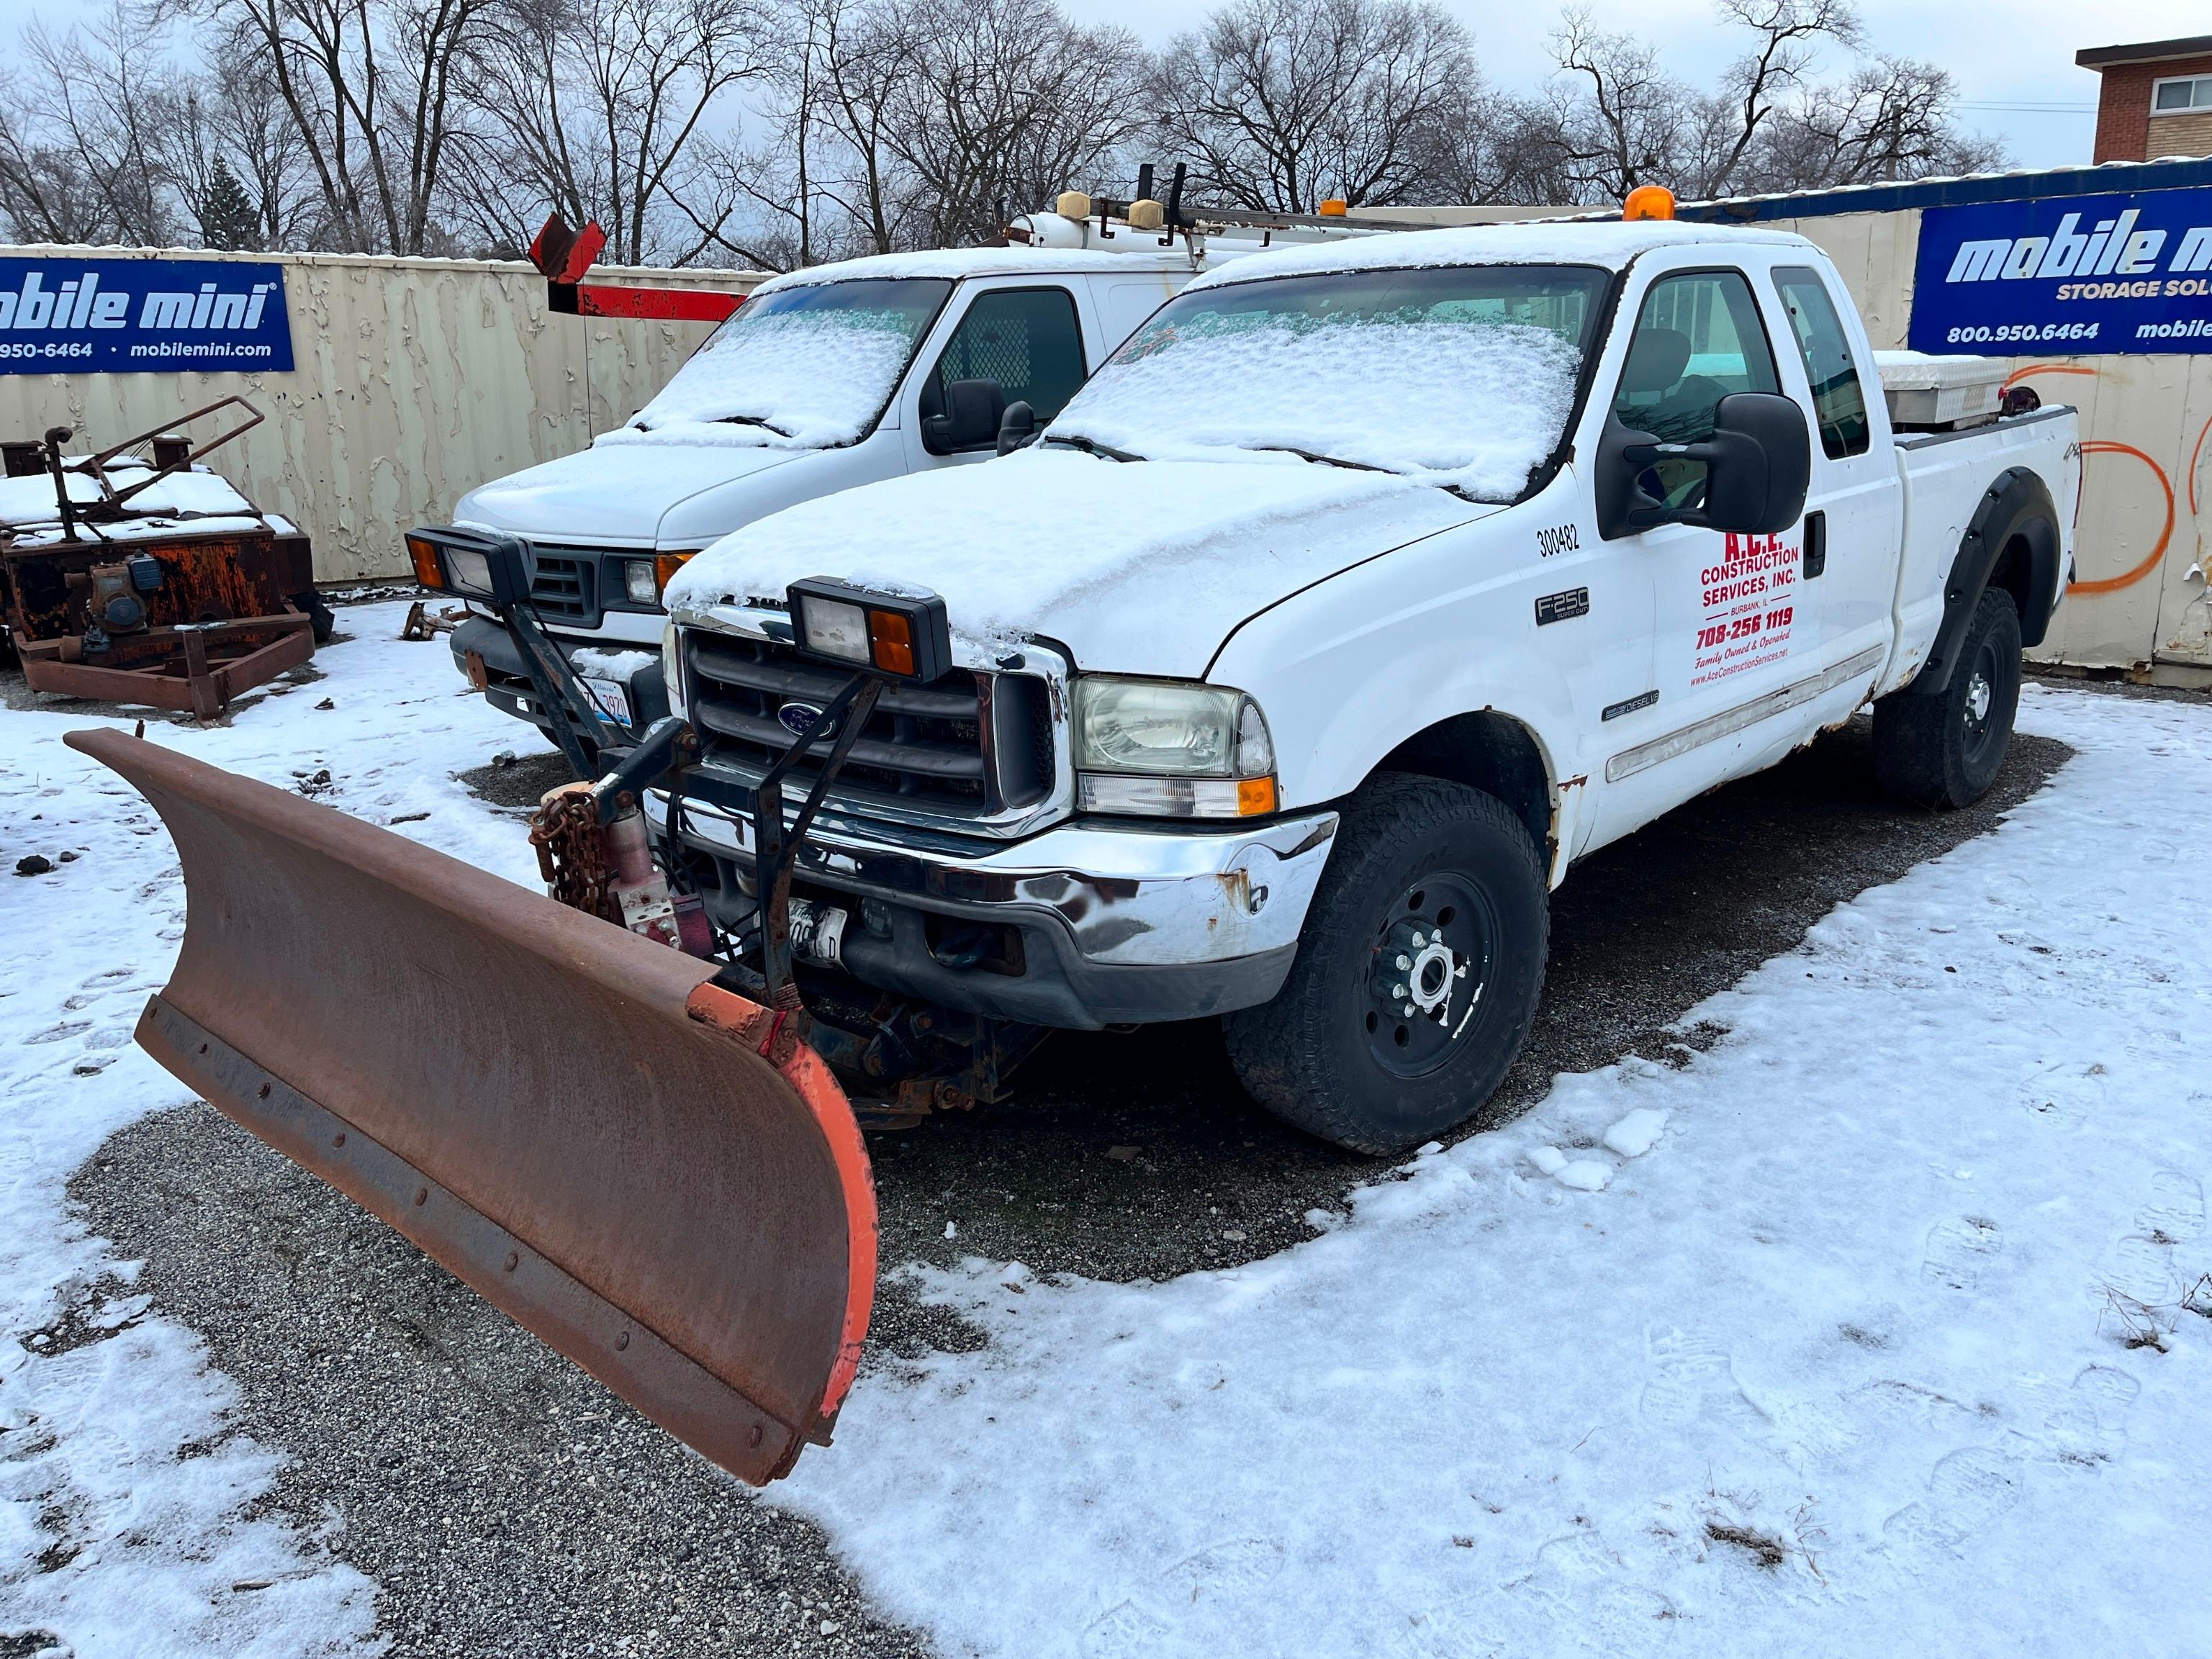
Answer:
65;727;874;1486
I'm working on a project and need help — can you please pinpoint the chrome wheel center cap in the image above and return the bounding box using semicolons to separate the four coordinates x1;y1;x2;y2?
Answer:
1965;671;1992;725
1375;921;1473;1023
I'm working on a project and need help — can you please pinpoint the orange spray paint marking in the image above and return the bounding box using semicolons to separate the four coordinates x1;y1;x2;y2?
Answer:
2069;440;2173;597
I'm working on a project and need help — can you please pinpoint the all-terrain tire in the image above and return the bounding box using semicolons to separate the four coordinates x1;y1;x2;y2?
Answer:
1224;773;1548;1154
1872;590;2021;809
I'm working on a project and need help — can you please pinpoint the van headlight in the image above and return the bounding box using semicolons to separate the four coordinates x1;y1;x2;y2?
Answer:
1073;677;1278;818
662;620;685;717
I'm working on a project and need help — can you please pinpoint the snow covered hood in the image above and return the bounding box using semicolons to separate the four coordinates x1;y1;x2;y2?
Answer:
666;448;1485;676
456;441;805;544
1183;220;1818;291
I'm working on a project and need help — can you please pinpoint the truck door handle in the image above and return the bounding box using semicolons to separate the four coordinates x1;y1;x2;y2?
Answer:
1803;510;1827;579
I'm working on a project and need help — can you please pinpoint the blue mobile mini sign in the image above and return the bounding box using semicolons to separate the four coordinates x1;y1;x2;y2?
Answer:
0;256;294;375
1909;185;2212;356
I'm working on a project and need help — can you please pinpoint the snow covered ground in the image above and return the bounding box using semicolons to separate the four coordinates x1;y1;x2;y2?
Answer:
1;607;2207;1658
1;602;545;1657
778;684;2212;1658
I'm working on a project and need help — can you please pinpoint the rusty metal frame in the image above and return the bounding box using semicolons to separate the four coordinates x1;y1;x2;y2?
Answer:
73;395;266;515
18;611;313;719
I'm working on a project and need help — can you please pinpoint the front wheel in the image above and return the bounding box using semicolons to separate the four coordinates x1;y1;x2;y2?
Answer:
1224;774;1548;1154
1872;589;2021;809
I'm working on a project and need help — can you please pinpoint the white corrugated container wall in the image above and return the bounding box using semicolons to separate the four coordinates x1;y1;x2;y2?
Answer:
1759;193;2211;681
0;246;762;582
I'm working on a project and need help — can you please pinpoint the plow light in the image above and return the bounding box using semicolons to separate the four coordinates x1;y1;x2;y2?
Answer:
405;533;446;591
787;578;952;682
405;525;533;605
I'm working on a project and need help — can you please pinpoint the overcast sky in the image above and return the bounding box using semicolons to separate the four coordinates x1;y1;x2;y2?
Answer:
0;0;2193;179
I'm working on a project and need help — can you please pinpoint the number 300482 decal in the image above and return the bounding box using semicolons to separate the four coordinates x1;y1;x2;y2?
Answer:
1536;524;1579;558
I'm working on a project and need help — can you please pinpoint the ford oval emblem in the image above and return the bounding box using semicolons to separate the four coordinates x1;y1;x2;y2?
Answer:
777;700;827;738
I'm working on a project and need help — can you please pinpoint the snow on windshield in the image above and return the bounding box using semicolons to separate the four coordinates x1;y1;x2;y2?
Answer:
1049;265;1604;500
610;278;949;451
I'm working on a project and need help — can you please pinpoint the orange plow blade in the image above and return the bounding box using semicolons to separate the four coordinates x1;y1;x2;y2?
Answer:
66;728;874;1486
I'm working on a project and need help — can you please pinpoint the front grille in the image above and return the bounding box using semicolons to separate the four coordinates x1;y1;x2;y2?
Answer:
528;550;597;620
685;633;1054;818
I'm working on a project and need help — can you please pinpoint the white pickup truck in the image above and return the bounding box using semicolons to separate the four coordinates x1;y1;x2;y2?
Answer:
650;220;2080;1152
441;221;1371;743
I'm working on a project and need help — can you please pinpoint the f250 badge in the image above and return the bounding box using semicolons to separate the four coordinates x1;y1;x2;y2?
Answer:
1535;587;1590;625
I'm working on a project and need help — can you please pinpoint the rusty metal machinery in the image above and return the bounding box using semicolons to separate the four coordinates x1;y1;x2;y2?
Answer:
1;399;325;718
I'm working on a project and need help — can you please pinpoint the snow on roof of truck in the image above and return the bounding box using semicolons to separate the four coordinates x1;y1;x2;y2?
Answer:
1182;220;1818;292
751;245;1196;294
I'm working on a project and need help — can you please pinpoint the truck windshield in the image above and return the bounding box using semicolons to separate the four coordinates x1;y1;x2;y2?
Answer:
621;277;954;449
1047;263;1610;501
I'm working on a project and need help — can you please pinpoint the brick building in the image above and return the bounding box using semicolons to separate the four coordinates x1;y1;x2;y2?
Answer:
2080;36;2212;163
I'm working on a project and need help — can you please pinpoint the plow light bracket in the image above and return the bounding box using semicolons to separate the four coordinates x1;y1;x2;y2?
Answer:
787;578;952;683
406;525;533;607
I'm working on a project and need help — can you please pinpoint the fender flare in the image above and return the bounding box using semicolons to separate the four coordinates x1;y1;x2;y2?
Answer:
1907;466;2061;696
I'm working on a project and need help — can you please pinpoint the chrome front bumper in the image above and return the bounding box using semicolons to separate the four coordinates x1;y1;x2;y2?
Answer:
647;791;1339;969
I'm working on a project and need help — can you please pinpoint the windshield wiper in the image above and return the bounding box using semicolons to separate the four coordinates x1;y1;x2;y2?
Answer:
715;414;795;438
1251;445;1392;474
1043;433;1144;463
1255;444;1494;505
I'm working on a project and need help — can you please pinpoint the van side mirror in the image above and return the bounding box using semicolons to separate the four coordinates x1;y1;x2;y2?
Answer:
1594;392;1811;540
996;400;1037;456
923;376;1006;453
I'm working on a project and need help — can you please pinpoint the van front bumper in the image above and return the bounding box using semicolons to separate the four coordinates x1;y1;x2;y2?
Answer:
646;792;1339;1029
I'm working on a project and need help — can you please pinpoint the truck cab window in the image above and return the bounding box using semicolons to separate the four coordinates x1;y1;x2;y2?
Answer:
1771;266;1871;459
922;287;1087;451
1612;270;1779;510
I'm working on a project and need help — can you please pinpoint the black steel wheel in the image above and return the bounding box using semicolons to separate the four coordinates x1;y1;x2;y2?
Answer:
1874;589;2021;809
1225;773;1548;1154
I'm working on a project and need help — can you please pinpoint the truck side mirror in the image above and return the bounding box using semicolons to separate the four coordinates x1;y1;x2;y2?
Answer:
1698;392;1810;535
923;377;1007;453
996;400;1037;456
1594;392;1810;540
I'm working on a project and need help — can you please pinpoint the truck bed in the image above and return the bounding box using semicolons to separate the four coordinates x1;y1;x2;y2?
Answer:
1883;404;2080;695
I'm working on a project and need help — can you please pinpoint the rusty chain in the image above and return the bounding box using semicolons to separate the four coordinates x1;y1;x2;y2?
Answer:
529;785;614;923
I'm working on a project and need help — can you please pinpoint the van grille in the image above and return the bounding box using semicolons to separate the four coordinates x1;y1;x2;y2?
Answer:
684;634;1053;818
528;551;596;621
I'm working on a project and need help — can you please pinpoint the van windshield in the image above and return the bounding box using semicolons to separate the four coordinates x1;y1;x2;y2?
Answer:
616;277;954;450
1047;263;1610;501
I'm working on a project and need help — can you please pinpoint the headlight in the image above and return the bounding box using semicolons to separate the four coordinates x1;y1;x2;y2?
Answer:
1073;677;1278;818
662;620;685;717
443;547;493;597
623;558;658;605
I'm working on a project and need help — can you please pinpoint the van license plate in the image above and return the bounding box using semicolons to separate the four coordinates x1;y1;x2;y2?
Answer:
581;677;631;727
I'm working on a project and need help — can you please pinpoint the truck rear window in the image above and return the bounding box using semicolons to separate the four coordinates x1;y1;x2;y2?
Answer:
1049;263;1611;502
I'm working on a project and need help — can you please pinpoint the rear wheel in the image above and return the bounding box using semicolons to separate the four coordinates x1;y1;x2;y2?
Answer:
1873;589;2021;809
1224;774;1548;1154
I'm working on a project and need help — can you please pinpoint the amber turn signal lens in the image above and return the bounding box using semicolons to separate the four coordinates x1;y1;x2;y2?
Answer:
867;607;915;676
654;551;693;597
1237;777;1278;815
406;535;444;589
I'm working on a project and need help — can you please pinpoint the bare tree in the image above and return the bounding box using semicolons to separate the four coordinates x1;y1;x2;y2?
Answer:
879;0;1150;246
1745;55;2005;189
1154;0;1473;214
1;7;184;245
1409;80;1574;207
451;0;771;264
162;0;500;253
1548;0;2003;204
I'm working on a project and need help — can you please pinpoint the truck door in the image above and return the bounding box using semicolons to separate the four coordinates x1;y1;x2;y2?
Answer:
1765;263;1900;675
902;283;1090;470
1592;264;1806;840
